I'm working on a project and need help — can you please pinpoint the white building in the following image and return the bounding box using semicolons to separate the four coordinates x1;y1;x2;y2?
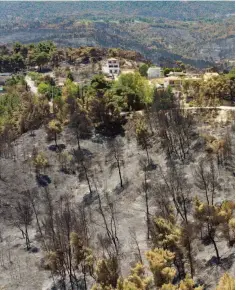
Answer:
102;58;120;76
164;75;201;89
164;76;182;89
147;67;163;79
203;72;219;81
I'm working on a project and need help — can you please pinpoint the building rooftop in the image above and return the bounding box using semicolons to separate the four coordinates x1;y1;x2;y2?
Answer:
167;71;186;77
203;72;219;81
148;67;161;72
204;72;219;77
184;76;201;81
107;58;118;61
164;76;182;81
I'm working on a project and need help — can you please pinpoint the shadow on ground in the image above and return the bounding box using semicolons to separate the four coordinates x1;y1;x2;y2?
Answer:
48;144;66;152
36;174;51;187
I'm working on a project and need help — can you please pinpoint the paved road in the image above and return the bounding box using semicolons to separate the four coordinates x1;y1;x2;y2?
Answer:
25;76;38;94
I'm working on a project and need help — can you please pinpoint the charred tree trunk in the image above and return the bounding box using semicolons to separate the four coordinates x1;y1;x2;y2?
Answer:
116;157;123;188
186;238;194;278
208;224;220;264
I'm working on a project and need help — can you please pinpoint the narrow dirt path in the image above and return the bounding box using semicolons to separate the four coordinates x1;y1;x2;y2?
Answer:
183;106;235;111
25;75;54;113
25;76;38;94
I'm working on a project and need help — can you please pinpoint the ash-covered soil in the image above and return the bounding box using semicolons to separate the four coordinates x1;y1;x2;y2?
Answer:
0;110;234;290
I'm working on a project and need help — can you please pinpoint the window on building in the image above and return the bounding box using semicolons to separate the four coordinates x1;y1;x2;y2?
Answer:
110;70;113;74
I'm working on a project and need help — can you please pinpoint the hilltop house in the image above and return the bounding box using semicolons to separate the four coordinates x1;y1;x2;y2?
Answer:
203;72;219;81
102;58;120;76
164;76;182;89
164;73;201;90
147;67;163;79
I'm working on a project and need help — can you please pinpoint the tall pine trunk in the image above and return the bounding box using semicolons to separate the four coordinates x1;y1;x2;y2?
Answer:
117;159;123;188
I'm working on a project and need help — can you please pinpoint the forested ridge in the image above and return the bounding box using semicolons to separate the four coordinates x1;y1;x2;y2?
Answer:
0;42;146;73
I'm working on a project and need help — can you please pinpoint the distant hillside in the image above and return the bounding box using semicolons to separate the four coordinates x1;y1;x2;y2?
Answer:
0;2;234;22
0;1;234;68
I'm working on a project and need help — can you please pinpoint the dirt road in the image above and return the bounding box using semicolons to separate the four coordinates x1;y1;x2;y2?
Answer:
184;106;235;111
25;76;38;94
